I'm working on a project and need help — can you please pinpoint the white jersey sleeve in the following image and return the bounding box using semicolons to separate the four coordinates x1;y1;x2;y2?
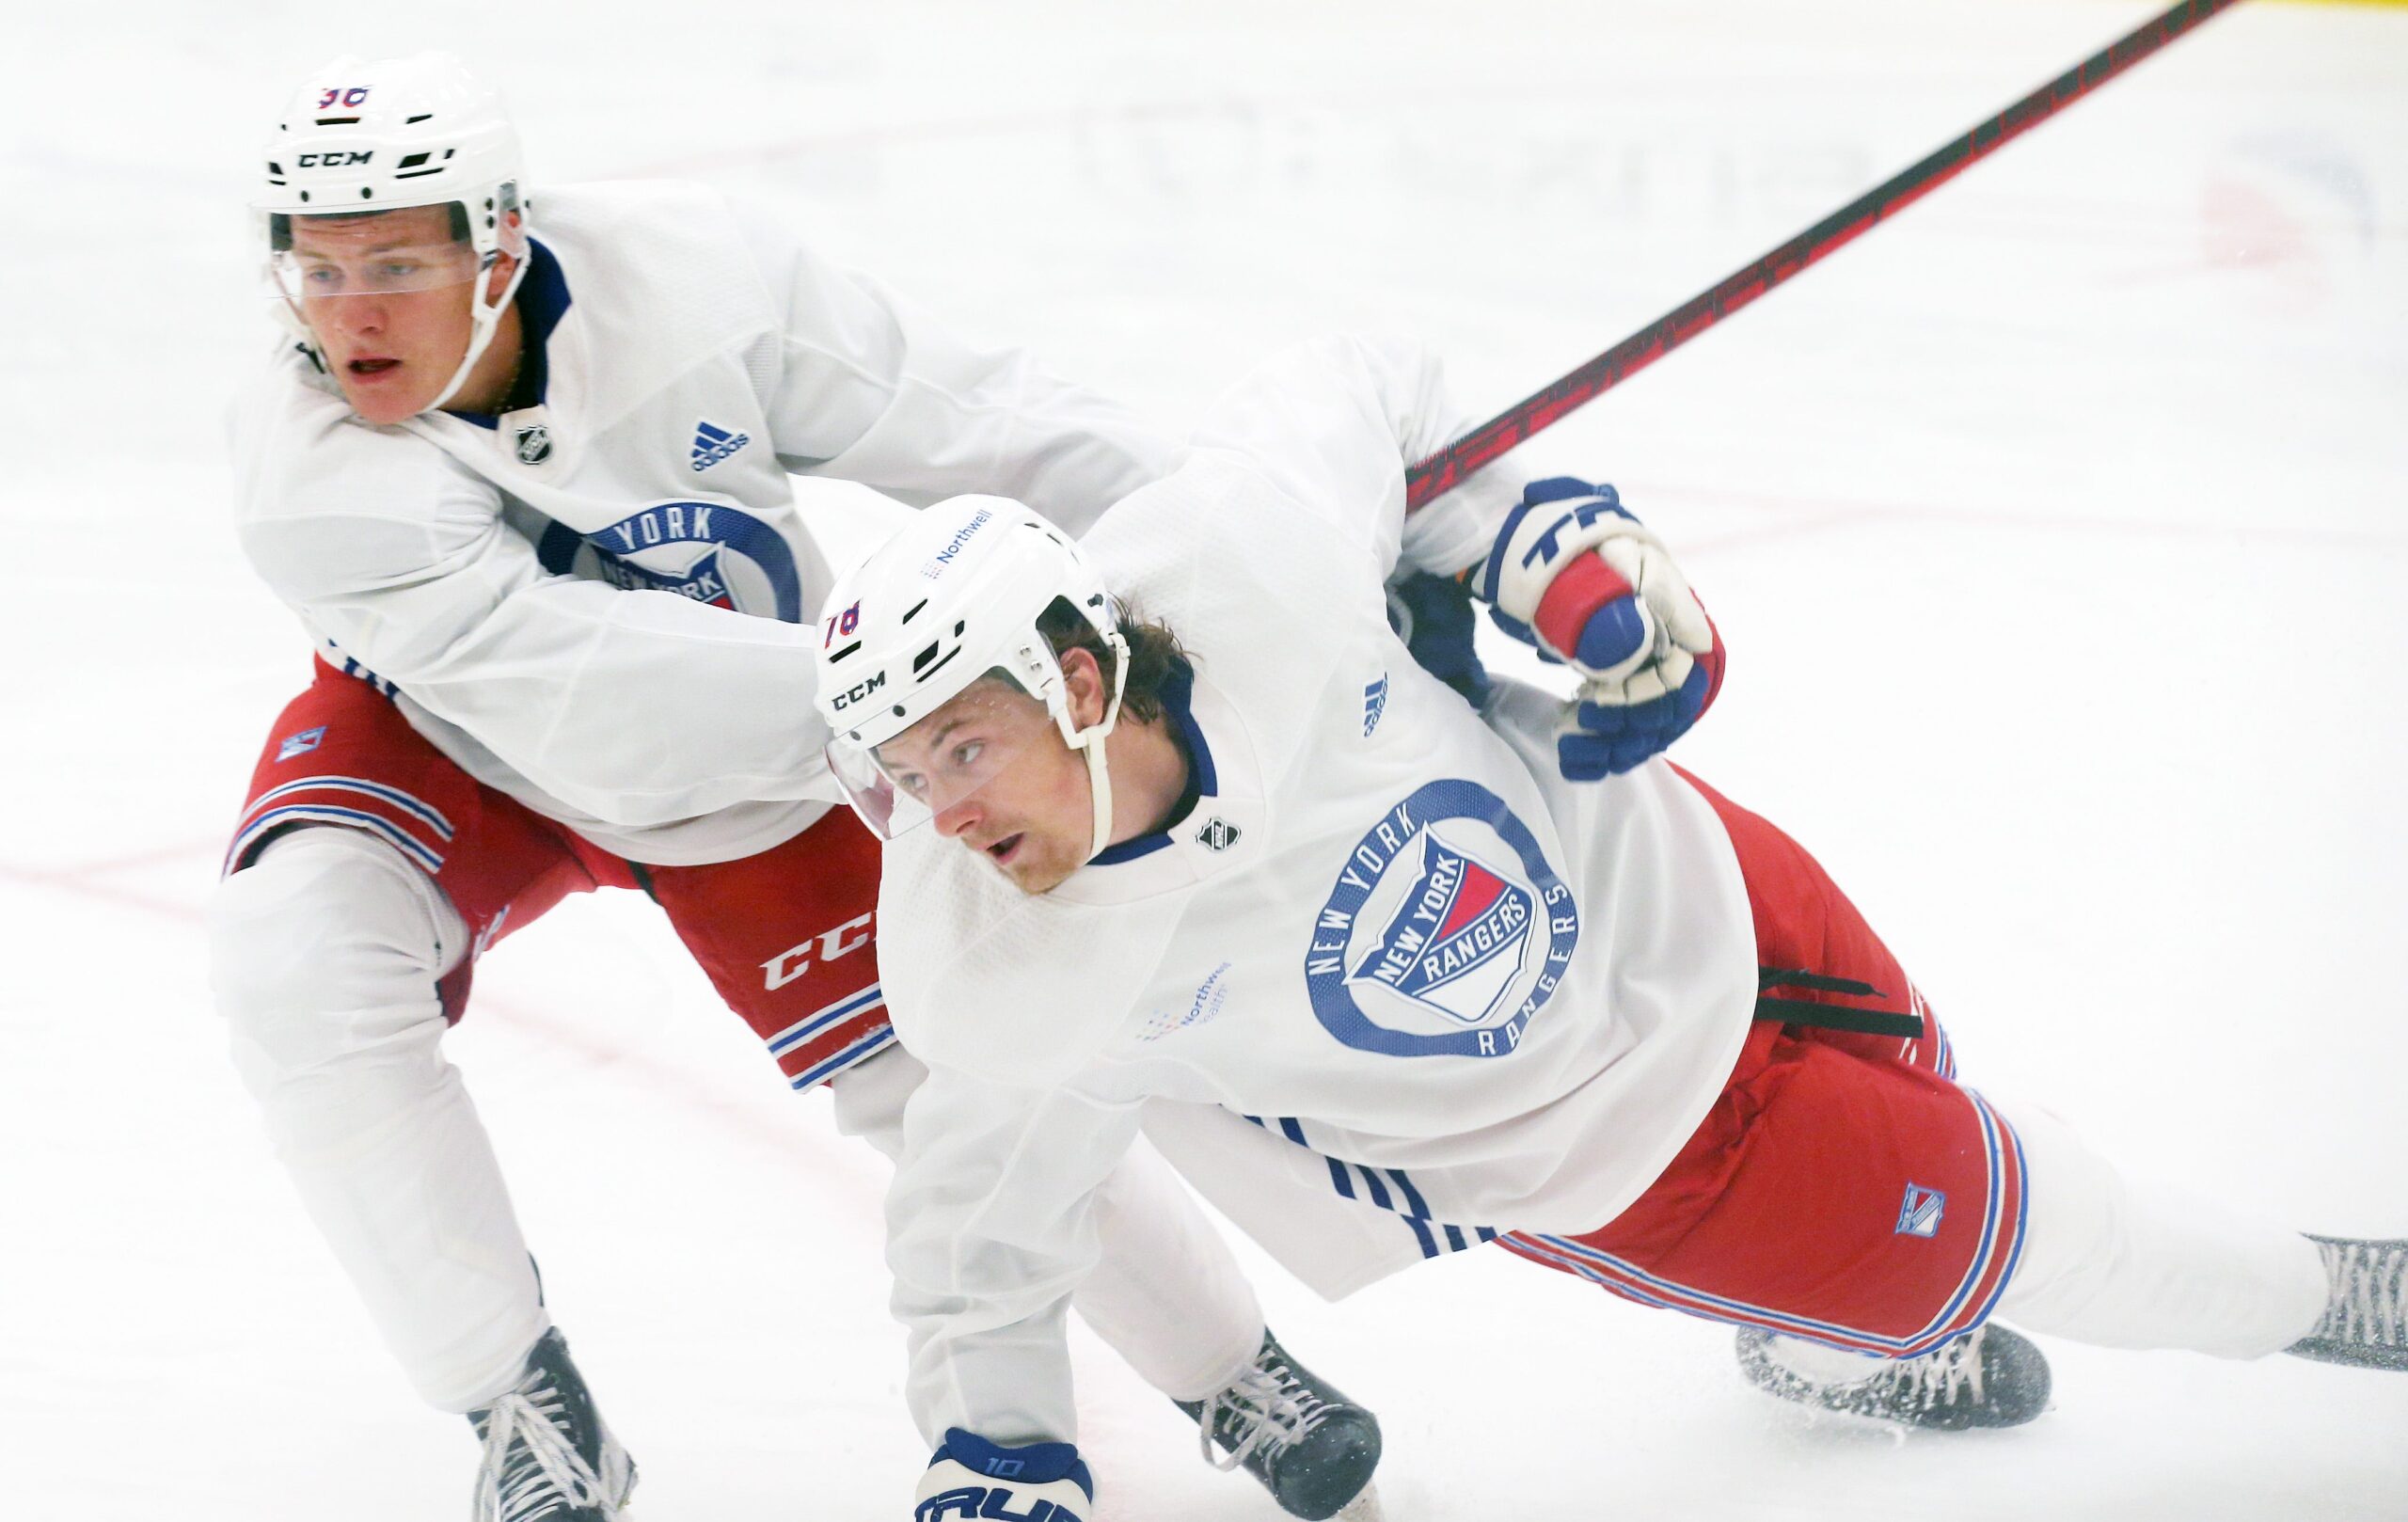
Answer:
233;388;835;828
734;203;1172;535
1182;331;1529;579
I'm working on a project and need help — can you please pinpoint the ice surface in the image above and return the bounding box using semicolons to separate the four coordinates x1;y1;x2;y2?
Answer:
1;1;2402;1516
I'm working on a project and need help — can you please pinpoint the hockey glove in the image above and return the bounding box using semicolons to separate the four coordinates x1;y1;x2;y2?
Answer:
1555;661;1720;779
1480;477;1725;779
914;1428;1093;1522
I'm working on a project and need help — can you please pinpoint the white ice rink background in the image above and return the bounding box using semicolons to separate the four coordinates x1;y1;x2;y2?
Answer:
2;0;2403;1515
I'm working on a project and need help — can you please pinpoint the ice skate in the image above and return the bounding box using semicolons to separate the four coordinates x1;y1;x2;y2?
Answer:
1735;1324;2052;1431
467;1327;637;1522
2288;1236;2408;1371
1176;1329;1383;1520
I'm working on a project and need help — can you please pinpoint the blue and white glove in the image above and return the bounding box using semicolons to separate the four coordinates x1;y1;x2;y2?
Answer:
914;1429;1093;1522
1479;477;1726;780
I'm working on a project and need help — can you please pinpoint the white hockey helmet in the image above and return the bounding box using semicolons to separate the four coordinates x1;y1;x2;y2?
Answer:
815;497;1129;853
255;52;531;411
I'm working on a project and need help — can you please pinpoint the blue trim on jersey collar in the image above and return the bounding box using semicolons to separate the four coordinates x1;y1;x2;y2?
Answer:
1088;658;1214;866
450;238;570;431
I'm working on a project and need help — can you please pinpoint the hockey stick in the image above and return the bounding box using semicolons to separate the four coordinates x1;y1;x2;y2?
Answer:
1404;0;2247;511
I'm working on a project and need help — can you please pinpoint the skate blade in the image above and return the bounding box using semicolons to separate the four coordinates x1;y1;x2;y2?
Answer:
1333;1482;1386;1522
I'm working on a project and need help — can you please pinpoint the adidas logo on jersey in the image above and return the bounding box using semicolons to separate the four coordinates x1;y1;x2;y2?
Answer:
690;420;752;471
1363;674;1389;737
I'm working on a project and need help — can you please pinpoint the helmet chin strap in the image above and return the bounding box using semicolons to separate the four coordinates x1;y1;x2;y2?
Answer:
1070;627;1133;863
423;255;531;414
1080;736;1116;862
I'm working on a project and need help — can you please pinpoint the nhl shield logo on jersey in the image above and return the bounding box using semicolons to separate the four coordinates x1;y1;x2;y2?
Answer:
536;501;805;623
513;424;553;466
1304;779;1578;1060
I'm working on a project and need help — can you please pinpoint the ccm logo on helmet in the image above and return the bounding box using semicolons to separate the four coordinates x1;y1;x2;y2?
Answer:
831;672;886;711
295;151;374;167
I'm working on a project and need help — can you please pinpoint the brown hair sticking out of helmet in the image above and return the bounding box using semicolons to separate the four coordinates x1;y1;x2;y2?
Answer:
1037;595;1187;726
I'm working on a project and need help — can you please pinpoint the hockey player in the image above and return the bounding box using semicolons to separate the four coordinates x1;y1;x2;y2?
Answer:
211;53;1380;1521
813;333;2407;1515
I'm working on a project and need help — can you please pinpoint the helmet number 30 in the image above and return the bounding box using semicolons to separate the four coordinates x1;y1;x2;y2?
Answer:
316;87;372;108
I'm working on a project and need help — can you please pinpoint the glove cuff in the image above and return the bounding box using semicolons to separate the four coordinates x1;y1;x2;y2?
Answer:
927;1428;1091;1489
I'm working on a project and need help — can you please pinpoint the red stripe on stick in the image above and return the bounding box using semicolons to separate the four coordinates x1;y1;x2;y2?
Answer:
1405;0;2248;513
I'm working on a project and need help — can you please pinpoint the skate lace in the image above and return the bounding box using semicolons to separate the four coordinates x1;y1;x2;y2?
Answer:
473;1385;609;1522
1894;1330;1987;1410
2318;1240;2408;1349
1197;1358;1333;1474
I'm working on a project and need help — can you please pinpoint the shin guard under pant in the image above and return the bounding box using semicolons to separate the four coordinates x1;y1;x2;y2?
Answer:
208;825;547;1412
832;1046;1264;1402
1989;1095;2326;1357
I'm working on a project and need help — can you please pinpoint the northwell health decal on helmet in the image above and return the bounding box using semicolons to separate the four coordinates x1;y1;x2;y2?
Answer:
814;497;1129;857
255;52;531;411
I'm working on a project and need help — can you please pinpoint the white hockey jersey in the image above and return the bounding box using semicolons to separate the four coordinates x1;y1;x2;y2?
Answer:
875;335;1761;1447
228;181;1173;864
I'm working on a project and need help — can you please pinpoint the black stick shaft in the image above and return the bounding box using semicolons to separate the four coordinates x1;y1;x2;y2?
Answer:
1405;0;2247;511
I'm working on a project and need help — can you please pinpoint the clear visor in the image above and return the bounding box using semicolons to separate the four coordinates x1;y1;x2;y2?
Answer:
826;676;1060;841
266;210;493;301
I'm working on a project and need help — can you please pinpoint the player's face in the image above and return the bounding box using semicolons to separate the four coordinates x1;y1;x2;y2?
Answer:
282;208;483;424
878;678;1097;895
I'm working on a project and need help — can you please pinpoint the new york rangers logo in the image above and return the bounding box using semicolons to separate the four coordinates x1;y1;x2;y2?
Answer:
1305;779;1578;1060
1351;835;1535;1026
1895;1182;1947;1238
535;502;804;623
601;544;736;609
